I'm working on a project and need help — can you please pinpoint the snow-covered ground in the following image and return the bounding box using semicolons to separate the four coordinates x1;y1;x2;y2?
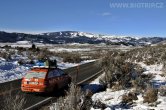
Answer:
0;57;95;83
57;60;95;69
91;63;166;110
0;58;29;83
0;43;53;48
49;48;91;52
138;63;166;89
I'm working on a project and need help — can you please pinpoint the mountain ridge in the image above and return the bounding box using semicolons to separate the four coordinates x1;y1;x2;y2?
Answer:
0;31;165;46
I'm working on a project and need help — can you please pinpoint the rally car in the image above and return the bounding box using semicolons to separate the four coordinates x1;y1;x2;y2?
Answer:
21;60;71;93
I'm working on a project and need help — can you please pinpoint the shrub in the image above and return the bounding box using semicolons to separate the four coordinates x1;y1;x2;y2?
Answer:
101;52;141;89
143;88;158;103
28;60;35;64
31;44;36;50
81;89;93;110
0;52;11;60
36;49;52;61
18;59;25;65
92;100;106;109
111;82;123;91
16;47;26;52
50;83;84;110
131;73;155;93
143;58;157;65
89;51;102;59
159;86;166;96
28;44;40;52
52;51;82;63
2;45;12;51
63;53;82;63
50;83;94;110
125;44;166;64
121;92;138;104
131;78;146;93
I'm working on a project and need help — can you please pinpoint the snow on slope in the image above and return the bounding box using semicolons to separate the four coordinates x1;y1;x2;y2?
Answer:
77;32;142;40
44;31;141;41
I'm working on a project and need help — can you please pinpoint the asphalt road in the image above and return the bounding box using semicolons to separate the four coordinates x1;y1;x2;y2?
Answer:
0;61;102;110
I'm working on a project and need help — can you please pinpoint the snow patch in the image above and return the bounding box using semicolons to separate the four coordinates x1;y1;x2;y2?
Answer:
16;41;31;44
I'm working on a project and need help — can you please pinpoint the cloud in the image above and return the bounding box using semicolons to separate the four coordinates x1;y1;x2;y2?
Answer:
101;12;111;16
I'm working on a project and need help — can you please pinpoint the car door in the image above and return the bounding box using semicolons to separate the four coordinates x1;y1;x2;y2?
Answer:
58;69;68;87
47;69;60;90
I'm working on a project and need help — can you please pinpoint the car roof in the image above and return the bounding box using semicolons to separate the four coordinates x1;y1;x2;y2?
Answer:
30;68;49;72
29;67;62;72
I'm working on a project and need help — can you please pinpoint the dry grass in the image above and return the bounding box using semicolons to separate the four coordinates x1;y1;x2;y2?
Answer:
3;86;26;110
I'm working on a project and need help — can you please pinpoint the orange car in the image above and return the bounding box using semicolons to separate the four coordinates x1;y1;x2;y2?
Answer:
21;67;71;93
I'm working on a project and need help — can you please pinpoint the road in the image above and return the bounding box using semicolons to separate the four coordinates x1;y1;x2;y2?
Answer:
0;60;102;110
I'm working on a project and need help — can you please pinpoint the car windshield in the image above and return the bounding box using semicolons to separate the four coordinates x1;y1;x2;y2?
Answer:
25;71;46;79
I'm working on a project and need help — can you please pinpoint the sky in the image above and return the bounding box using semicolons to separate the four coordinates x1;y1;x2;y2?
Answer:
0;0;165;37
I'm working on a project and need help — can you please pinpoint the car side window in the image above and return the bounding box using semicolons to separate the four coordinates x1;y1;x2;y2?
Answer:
48;71;54;78
48;69;61;78
58;69;65;76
